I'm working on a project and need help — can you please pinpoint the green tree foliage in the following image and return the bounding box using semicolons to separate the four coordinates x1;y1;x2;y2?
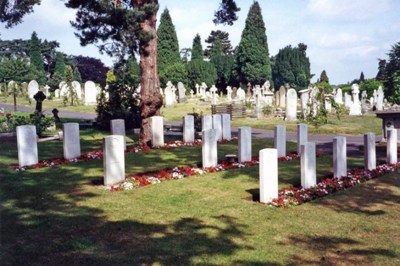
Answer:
359;78;383;98
0;57;35;110
213;0;240;26
180;48;192;64
272;43;311;90
191;34;204;60
29;31;46;84
376;59;386;80
114;56;140;88
49;52;66;90
106;70;117;85
233;1;271;85
160;63;188;87
319;70;329;84
380;42;400;103
205;30;233;57
186;60;217;89
209;39;234;91
64;65;78;106
157;8;181;73
359;71;365;83
0;0;40;28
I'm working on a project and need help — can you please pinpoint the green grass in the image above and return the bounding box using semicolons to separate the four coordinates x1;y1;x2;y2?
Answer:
1;129;399;265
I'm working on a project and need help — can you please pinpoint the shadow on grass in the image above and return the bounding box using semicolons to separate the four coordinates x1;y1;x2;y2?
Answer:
279;235;397;265
0;166;256;265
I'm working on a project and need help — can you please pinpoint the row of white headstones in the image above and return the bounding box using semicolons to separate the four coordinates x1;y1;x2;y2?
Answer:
16;116;398;203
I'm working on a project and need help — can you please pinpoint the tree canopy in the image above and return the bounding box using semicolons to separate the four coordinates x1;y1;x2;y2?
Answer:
191;34;204;61
213;0;240;26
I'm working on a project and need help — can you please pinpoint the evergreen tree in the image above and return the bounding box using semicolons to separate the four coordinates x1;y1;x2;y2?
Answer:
233;1;271;85
213;0;240;26
382;42;400;103
319;70;329;84
376;59;386;80
53;52;65;79
205;30;233;57
359;71;365;83
186;60;217;89
29;31;46;84
210;39;234;91
191;34;204;60
114;55;140;87
73;66;82;82
272;43;311;90
157;8;181;71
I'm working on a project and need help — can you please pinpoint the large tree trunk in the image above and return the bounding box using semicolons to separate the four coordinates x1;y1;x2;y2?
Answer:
135;0;162;147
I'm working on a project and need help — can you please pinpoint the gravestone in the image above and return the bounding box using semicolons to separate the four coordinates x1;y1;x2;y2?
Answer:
286;88;297;121
202;115;213;131
259;148;278;203
278;86;286;108
28;80;39;100
17;125;38;167
387;129;397;164
212;114;222;141
103;135;125;186
150;116;164;147
344;93;352;109
299;88;311;116
52;108;61;123
221;114;231;141
54;89;60;98
164;81;176;107
63;123;81;160
236;88;246;101
349;83;361;115
84;81;97;105
364;132;376;171
72;81;82;100
183;115;195;143
376;86;384;111
333;136;347;179
226;86;232;101
301;142;316;189
335;88;343;105
33;91;46;113
43;85;50;97
110;119;126;150
238;127;252;163
202;129;217;168
274;125;286;157
297;123;308;155
177;82;186;103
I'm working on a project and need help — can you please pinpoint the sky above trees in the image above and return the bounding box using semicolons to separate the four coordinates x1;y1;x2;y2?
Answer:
1;0;399;85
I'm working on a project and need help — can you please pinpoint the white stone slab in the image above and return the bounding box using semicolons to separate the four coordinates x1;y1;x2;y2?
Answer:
259;148;278;203
110;119;126;150
183;115;195;143
297;123;308;155
63;123;81;160
202;129;218;168
28;80;39;99
103;135;125;186
387;129;398;164
17;125;38;167
238;127;252;163
221;114;231;141
333;136;347;179
150;116;164;147
301;142;316;189
274;125;286;157
84;81;97;105
202;115;213;132
364;132;376;171
286;88;297;121
212;114;222;141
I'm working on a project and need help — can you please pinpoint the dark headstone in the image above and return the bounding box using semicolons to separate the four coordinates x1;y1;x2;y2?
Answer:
52;108;61;123
33;91;46;113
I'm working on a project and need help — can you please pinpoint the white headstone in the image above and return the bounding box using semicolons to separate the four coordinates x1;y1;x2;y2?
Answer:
349;84;361;115
364;132;376;171
103;135;125;186
299;88;311;116
177;82;186;103
237;88;246;101
84;81;97;105
387;129;398;164
183;115;195;143
54;89;60;98
259;148;278;203
150;116;164;147
335;88;343;105
202;115;213;132
43;85;50;97
17;125;38;167
238;127;252;163
63;123;81;160
110;119;126;150
297;123;308;155
28;80;39;100
212;114;222;141
202;129;217;168
274;125;286;157
301;142;316;189
286;88;297;121
333;136;347;179
279;86;286;108
376;86;384;111
221;114;231;141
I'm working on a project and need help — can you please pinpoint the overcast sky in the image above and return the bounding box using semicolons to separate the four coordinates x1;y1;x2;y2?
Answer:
1;0;399;85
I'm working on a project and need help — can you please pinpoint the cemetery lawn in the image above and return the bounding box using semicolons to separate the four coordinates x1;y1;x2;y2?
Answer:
1;129;399;265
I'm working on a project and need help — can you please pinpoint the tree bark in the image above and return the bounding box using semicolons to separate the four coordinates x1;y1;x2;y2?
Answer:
135;0;162;147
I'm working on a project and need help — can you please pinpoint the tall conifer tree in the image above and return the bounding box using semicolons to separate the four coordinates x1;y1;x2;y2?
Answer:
29;31;46;84
233;1;271;85
191;34;204;60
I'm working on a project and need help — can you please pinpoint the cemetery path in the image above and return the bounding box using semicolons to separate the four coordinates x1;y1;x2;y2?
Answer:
0;103;96;120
